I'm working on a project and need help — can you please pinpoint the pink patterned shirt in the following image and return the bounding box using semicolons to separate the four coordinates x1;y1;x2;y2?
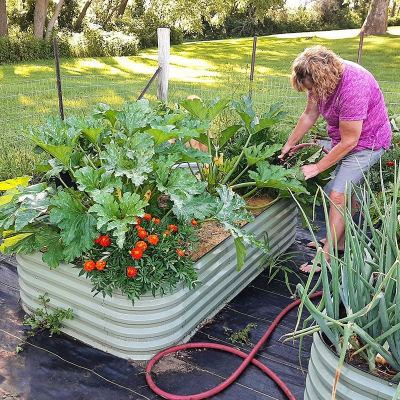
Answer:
316;61;392;152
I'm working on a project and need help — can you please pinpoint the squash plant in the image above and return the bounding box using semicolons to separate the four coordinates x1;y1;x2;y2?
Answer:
0;97;309;301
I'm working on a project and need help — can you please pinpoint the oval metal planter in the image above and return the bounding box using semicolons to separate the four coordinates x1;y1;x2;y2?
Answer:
305;333;397;400
17;199;297;360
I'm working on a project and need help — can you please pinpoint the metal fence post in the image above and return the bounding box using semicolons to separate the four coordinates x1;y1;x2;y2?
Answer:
157;28;170;103
357;30;365;65
53;37;65;120
249;36;258;98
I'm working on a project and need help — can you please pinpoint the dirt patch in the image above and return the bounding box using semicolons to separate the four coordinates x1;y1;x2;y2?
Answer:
191;195;272;261
150;354;195;375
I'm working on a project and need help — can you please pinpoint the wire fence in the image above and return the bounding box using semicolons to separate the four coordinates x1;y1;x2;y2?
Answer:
0;60;399;180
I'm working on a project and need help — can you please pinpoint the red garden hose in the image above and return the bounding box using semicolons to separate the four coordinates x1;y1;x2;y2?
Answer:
146;291;323;400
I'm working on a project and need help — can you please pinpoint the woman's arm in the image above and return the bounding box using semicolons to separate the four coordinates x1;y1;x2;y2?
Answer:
301;120;362;179
279;97;320;159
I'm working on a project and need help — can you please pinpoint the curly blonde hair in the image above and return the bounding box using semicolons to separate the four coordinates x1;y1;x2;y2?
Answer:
291;46;344;100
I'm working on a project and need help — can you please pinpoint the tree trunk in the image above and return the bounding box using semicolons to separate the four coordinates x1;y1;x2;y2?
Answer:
45;0;65;40
117;0;129;16
0;0;8;37
362;0;389;35
33;0;49;39
73;0;92;31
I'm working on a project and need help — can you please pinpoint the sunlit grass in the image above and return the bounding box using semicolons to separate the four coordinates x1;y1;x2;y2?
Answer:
0;31;399;180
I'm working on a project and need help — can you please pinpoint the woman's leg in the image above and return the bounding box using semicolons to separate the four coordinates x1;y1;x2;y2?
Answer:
300;190;346;273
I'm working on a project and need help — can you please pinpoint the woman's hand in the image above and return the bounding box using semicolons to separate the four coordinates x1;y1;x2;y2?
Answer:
278;143;292;160
301;164;321;180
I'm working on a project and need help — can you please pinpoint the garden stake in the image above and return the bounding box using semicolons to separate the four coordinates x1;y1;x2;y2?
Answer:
53;37;65;121
249;36;257;99
146;291;322;400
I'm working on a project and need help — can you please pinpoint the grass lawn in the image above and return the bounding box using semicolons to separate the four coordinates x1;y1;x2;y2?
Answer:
0;30;399;180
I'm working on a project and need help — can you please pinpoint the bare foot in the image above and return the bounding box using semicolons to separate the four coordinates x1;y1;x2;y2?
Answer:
306;238;326;249
299;261;321;274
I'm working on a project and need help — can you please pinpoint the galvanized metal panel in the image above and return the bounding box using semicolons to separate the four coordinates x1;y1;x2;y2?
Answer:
304;333;397;400
17;199;297;360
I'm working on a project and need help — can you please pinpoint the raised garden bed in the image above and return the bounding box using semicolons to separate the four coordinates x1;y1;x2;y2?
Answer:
17;199;297;360
305;333;397;400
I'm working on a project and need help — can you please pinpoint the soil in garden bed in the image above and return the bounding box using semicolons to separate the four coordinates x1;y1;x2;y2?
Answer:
323;333;398;382
191;195;272;261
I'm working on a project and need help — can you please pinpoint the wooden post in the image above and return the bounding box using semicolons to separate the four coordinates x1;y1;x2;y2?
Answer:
53;37;65;120
157;28;170;103
249;36;257;98
357;30;365;65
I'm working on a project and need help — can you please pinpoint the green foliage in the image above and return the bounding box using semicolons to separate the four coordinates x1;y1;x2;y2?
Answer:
3;97;283;301
23;293;73;337
224;322;258;345
83;217;199;302
49;190;98;261
89;192;147;248
286;167;400;376
0;29;139;64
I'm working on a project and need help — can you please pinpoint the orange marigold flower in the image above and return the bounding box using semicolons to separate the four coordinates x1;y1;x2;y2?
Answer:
135;241;148;251
126;266;138;278
147;234;159;245
95;260;107;271
138;229;148;239
83;260;96;272
95;234;111;247
176;248;185;257
130;248;144;260
144;213;152;221
152;217;160;224
191;219;198;226
168;224;179;233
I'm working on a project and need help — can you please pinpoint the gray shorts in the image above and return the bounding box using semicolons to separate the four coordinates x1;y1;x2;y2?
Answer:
324;147;385;195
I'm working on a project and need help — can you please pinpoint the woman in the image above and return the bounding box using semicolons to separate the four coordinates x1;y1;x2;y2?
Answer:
280;46;392;273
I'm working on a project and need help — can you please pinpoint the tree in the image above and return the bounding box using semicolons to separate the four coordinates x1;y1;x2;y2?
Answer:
33;0;49;38
362;0;389;35
74;0;92;31
117;0;129;16
45;0;65;39
0;0;7;36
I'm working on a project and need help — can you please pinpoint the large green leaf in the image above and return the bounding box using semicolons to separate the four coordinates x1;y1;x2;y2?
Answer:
92;103;118;126
244;143;282;166
101;132;155;186
69;115;106;144
172;192;220;221
0;183;53;231
14;185;53;230
180;98;229;121
156;167;206;212
154;154;181;186
74;166;122;198
219;125;242;148
116;100;157;134
172;141;212;164
232;97;284;134
146;126;178;145
28;117;81;165
249;162;308;194
49;190;98;261
31;140;73;165
231;96;256;130
234;237;247;271
89;192;148;248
